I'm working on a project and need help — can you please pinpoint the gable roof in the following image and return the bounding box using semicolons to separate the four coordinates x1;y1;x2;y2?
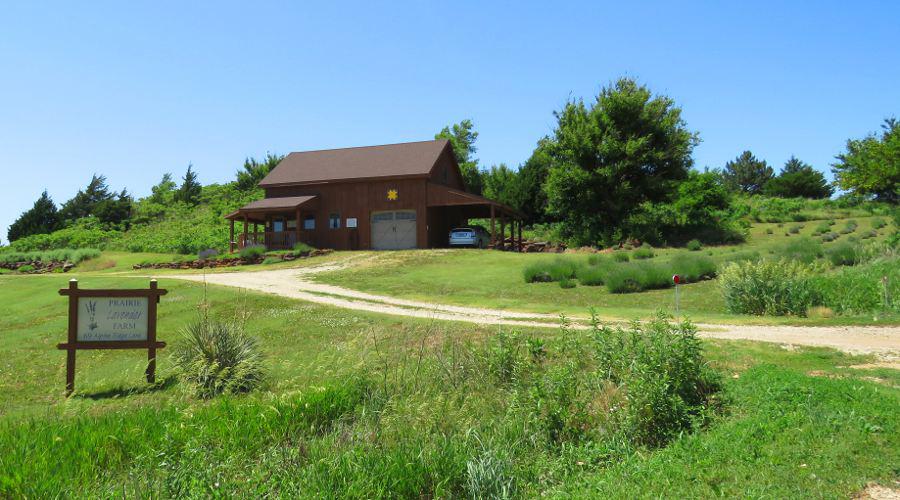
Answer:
259;139;453;187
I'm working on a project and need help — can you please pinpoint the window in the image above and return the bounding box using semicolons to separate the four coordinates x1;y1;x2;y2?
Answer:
303;215;316;230
287;219;297;230
373;212;394;222
329;213;341;229
273;220;284;232
346;217;358;228
395;211;416;221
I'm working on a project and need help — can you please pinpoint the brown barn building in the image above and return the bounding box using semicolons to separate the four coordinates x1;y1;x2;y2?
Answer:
226;139;523;251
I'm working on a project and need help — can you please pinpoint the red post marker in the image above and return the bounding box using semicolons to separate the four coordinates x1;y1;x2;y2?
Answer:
672;274;681;285
672;275;681;314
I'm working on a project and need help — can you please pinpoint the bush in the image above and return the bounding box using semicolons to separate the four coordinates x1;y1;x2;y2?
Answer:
592;314;721;447
775;237;823;263
826;242;858;266
239;244;266;260
173;319;265;398
17;265;35;273
575;265;606;286
788;224;803;234
812;222;831;235
686;239;702;251
719;260;818;316
720;250;760;265
611;251;630;262
559;278;576;289
261;257;282;265
198;248;219;260
839;220;858;234
765;228;774;234
669;253;717;282
872;217;887;229
522;258;577;283
811;259;899;314
292;242;314;256
632;243;655;260
861;229;878;239
820;232;840;242
605;262;670;293
0;248;100;265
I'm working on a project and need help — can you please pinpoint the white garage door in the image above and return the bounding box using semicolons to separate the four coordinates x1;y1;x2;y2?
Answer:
371;210;417;250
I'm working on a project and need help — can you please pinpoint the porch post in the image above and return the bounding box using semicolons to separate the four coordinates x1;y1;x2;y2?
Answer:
295;207;301;249
490;205;496;248
229;218;235;253
242;215;248;249
500;215;506;250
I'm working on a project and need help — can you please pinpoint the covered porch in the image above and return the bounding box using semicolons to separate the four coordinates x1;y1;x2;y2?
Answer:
426;183;525;251
225;195;319;252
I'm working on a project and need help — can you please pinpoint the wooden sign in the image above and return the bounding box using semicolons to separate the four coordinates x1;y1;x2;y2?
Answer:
57;279;167;396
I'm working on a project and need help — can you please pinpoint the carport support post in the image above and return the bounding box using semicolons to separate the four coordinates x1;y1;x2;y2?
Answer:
242;215;248;250
500;216;506;250
295;207;301;249
229;219;235;253
518;220;523;252
490;205;496;247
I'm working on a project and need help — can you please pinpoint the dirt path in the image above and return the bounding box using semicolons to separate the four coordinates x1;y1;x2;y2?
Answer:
171;266;900;358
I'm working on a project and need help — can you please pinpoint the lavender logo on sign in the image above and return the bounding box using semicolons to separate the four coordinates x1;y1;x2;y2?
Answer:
85;300;98;331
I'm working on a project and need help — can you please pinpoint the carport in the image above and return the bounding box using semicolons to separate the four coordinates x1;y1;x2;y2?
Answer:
426;183;524;250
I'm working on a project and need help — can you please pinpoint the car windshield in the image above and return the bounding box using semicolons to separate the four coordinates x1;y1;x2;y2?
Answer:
451;228;473;233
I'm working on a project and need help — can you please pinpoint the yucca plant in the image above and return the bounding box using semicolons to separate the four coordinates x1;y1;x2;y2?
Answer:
173;318;265;398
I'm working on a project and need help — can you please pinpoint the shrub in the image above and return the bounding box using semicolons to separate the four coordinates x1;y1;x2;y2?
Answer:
522;258;578;284
719;260;818;316
0;248;100;266
872;217;887;229
238;244;266;260
839;220;858;234
788;224;803;234
17;264;35;273
592;314;721;447
559;278;576;289
173;319;265;398
812;222;831;235
811;259;899;314
632;243;655;260
669;253;717;282
826;219;836;226
575;265;606;286
765;228;774;234
720;250;760;265
775;237;823;263
820;232;840;242
686;239;702;251
861;230;878;239
605;261;670;293
611;251;630;262
261;257;281;265
292;242;314;256
198;248;219;260
826;242;858;266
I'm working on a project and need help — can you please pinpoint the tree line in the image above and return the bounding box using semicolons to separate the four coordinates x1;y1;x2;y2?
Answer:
438;79;898;246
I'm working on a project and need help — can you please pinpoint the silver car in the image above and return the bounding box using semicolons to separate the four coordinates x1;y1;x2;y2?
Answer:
449;227;490;248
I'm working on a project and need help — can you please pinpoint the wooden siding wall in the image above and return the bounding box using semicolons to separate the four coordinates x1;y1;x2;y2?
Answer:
265;178;430;250
428;148;466;190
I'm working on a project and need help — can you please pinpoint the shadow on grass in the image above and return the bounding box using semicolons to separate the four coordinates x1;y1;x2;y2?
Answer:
76;375;178;400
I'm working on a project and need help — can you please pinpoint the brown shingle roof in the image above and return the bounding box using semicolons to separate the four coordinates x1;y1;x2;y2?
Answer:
258;139;450;187
224;195;318;219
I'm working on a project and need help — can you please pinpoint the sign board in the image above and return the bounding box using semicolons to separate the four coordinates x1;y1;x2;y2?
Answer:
57;279;167;396
346;217;358;228
77;297;149;341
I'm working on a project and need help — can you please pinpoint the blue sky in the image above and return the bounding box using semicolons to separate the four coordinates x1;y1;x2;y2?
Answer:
2;1;898;240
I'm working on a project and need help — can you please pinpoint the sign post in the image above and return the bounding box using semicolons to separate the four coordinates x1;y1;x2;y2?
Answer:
672;274;681;315
57;279;167;396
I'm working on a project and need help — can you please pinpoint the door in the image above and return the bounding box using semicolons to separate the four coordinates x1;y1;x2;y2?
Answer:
371;210;417;250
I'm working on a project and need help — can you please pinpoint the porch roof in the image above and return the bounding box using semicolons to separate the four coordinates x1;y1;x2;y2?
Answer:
224;195;319;220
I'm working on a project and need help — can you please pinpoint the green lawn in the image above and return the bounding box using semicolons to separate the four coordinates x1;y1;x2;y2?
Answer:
0;272;898;497
313;215;897;325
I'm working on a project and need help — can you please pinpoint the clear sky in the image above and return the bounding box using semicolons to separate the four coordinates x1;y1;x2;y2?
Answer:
2;1;898;240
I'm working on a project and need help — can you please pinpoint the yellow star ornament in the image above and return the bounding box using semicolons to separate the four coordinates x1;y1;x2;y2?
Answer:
387;189;398;201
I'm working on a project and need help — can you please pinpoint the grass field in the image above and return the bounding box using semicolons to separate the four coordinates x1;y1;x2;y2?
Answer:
0;271;898;497
313;215;897;325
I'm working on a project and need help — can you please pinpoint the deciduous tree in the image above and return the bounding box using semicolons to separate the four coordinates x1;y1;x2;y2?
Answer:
543;78;699;245
436;119;483;194
832;118;899;203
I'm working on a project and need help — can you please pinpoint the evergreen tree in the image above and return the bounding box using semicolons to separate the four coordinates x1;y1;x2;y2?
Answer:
174;164;202;205
436;119;483;194
235;153;284;191
764;156;833;198
59;174;114;222
7;190;60;242
722;151;774;194
94;189;134;227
